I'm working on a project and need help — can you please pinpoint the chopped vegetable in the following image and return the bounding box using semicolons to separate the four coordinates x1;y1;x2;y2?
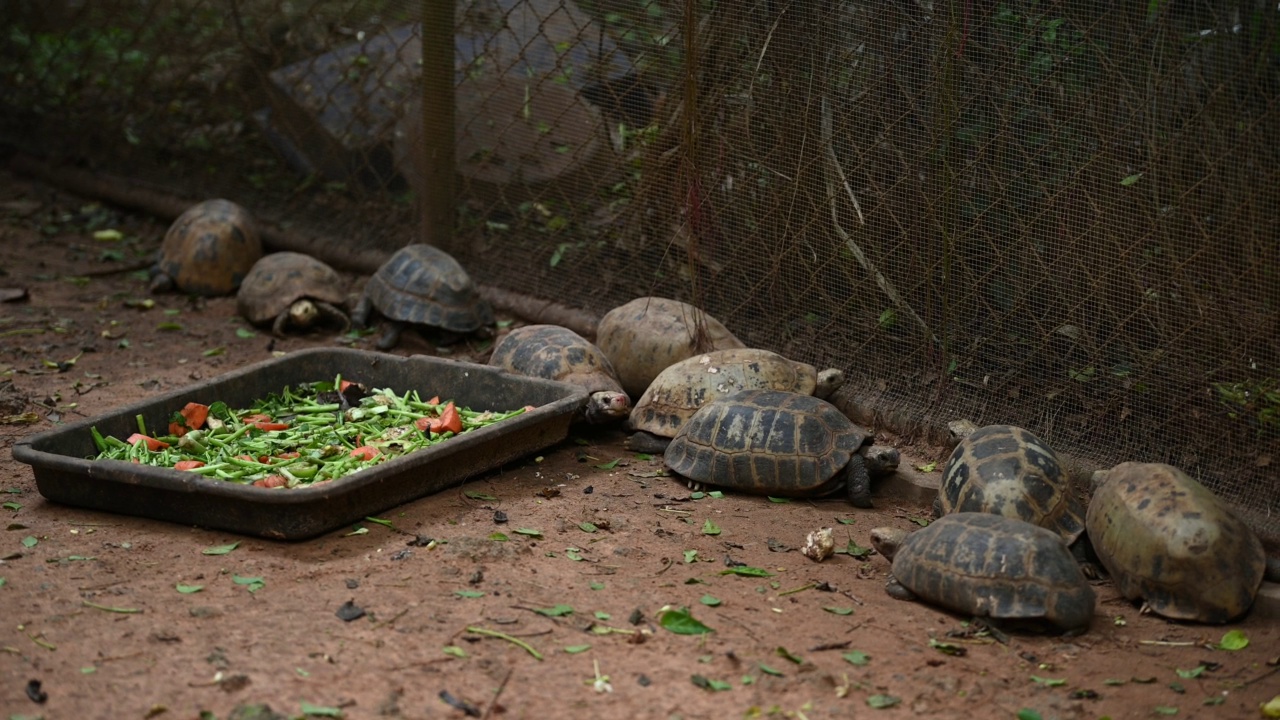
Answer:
180;402;209;430
89;377;530;490
126;433;169;451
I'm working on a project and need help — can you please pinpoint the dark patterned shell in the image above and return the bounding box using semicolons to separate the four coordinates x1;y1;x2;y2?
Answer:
663;389;870;496
629;349;826;440
939;425;1085;544
236;252;347;324
596;297;745;398
365;244;493;332
489;324;624;395
1086;462;1265;623
157;199;262;296
890;513;1096;632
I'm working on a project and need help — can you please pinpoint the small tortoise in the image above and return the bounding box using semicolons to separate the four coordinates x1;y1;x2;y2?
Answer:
870;512;1096;634
236;252;351;337
663;388;892;508
351;244;493;350
488;324;630;425
937;423;1086;547
150;199;263;296
596;297;745;398
1086;462;1266;624
625;348;844;453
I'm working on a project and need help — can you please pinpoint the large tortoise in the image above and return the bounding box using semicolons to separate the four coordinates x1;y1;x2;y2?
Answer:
937;423;1086;548
488;324;630;425
870;513;1096;634
1086;462;1266;624
150;199;263;296
625;348;844;453
663;388;893;508
352;244;493;350
595;296;745;398
236;252;351;337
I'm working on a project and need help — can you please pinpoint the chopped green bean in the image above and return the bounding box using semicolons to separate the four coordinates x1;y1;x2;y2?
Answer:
89;379;530;489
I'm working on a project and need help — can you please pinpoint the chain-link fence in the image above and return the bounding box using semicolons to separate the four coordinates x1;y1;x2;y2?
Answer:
3;0;1277;542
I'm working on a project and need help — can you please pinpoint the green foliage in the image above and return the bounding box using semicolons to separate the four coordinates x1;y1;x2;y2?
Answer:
1213;379;1280;435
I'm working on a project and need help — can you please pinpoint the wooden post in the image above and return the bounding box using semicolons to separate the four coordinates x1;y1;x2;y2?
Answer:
418;0;455;248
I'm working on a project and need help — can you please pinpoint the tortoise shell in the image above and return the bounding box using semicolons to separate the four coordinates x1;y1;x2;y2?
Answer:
361;244;492;333
488;325;630;424
595;296;745;398
663;389;874;506
872;512;1096;633
939;424;1085;544
153;199;262;296
236;252;347;325
628;348;843;441
1086;462;1265;624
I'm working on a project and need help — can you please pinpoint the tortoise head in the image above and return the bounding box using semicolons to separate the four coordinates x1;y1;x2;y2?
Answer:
869;526;910;561
814;368;845;399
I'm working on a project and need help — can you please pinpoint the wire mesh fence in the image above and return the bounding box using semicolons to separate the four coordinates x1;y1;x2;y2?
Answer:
3;0;1277;541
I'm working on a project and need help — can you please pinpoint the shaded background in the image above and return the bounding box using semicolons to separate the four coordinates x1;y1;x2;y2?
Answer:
3;0;1276;543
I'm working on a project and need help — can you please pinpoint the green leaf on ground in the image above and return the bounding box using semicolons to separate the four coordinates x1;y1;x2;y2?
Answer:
657;606;714;635
201;541;239;555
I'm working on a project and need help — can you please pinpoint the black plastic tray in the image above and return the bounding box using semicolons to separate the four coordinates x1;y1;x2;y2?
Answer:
12;348;586;540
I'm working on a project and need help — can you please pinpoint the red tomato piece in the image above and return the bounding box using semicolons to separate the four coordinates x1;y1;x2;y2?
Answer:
174;460;206;471
126;433;169;451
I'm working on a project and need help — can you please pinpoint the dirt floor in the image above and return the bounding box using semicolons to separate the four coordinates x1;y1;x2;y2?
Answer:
1;167;1278;720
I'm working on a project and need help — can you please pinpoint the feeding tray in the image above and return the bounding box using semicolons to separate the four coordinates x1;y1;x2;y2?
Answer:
12;348;586;540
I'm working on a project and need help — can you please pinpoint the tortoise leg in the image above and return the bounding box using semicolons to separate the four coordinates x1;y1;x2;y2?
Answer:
351;294;374;329
376;321;404;350
624;431;671;454
884;577;916;602
932;495;944;519
313;301;352;333
844;453;873;509
271;311;290;338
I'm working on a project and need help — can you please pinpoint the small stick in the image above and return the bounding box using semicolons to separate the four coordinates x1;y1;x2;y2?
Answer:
482;667;515;720
465;626;543;661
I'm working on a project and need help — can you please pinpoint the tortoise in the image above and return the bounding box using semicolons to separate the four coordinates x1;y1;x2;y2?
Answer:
662;388;890;508
236;252;351;337
351;244;493;350
1086;461;1266;624
488;324;630;425
869;512;1096;634
625;348;845;453
936;423;1086;547
149;199;263;296
595;296;745;399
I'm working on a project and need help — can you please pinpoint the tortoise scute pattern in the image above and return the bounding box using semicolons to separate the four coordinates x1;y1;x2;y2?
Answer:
664;390;865;498
628;348;834;444
155;199;263;296
891;513;1095;632
1085;462;1265;624
237;252;348;326
596;297;745;398
367;244;492;331
489;325;623;393
940;424;1085;544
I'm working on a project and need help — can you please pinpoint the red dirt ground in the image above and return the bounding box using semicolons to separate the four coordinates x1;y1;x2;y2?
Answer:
1;168;1277;719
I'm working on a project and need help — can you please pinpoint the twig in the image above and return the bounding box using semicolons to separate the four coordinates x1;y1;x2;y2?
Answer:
464;626;543;661
1137;640;1198;647
778;583;817;597
482;667;514;720
820;95;938;345
82;600;143;614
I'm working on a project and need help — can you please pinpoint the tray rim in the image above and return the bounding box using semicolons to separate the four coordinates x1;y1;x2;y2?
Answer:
13;347;588;507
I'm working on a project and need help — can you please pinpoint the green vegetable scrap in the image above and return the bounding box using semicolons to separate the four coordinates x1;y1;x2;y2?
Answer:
87;376;530;489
